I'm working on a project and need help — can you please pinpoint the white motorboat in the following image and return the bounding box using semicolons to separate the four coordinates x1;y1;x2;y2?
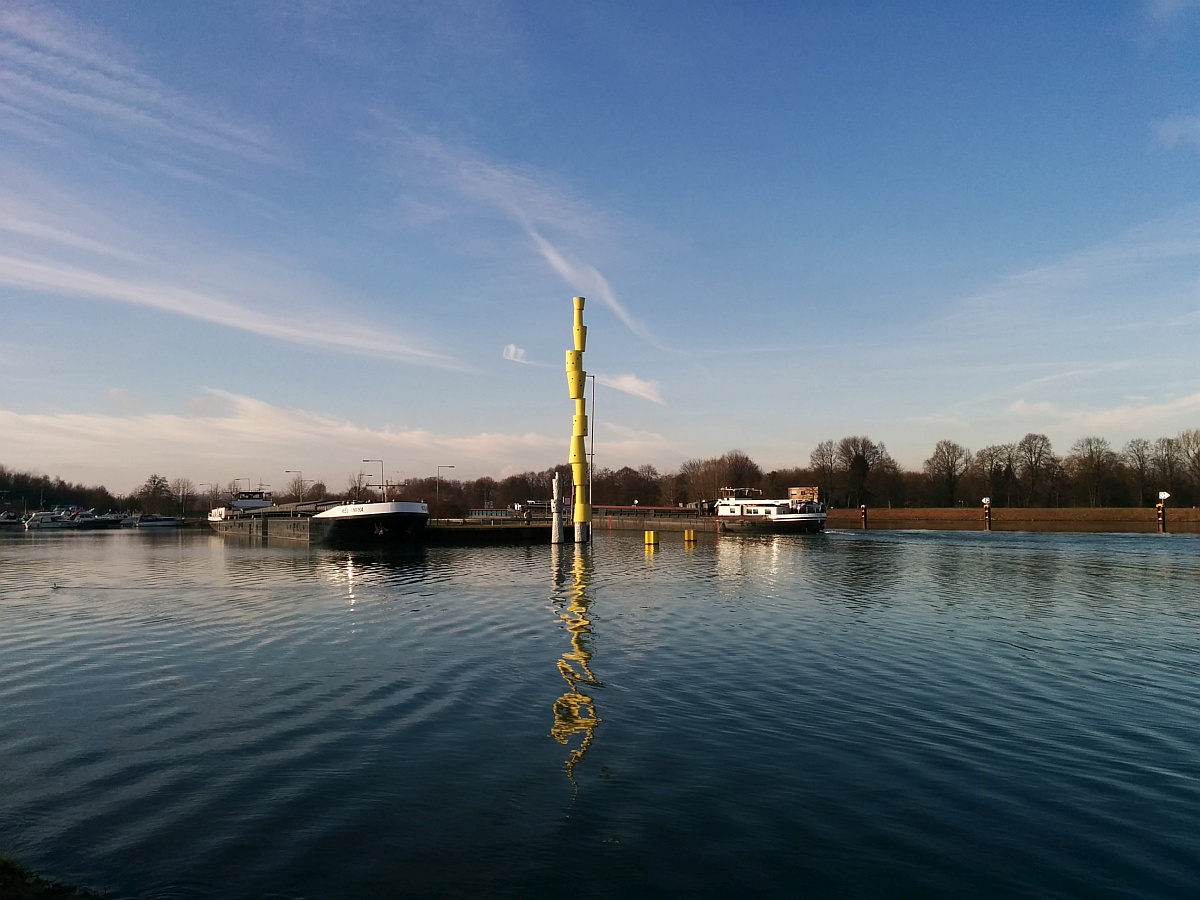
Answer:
24;508;80;530
133;514;185;528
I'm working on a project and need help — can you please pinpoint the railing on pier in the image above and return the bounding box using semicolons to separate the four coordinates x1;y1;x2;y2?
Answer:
592;505;705;519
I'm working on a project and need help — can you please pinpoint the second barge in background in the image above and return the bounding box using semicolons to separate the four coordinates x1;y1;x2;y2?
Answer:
209;498;428;547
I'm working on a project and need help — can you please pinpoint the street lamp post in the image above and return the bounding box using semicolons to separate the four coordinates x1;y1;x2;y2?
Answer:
285;470;305;502
587;374;596;511
437;465;455;519
363;459;385;501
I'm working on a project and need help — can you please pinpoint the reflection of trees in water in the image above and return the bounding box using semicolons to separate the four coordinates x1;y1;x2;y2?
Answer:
550;545;601;780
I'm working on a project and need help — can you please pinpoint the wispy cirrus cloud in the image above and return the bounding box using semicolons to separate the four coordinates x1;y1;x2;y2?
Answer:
500;338;662;401
935;205;1200;340
1145;0;1200;23
1003;390;1200;435
0;252;462;369
597;422;681;462
0;5;444;369
596;373;664;405
0;389;564;489
381;125;665;347
1156;113;1200;151
0;2;276;168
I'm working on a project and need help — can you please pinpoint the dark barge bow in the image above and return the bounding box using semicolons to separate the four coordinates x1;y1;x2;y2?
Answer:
310;501;429;546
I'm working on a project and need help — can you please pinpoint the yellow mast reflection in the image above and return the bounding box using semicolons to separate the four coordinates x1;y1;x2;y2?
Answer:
550;545;601;780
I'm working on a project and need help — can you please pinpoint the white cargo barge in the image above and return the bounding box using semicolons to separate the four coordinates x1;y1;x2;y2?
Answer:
714;487;827;534
208;498;428;546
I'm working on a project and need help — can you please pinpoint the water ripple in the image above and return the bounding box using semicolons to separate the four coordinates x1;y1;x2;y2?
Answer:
2;530;1199;897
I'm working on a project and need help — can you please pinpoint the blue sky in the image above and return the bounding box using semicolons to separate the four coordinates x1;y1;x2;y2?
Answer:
2;0;1199;494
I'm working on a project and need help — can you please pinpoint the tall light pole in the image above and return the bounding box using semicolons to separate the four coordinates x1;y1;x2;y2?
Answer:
437;465;455;519
363;459;384;501
285;470;305;502
587;374;596;510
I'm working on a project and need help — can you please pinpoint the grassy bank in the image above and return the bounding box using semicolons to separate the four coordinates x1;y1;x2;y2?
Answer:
826;506;1200;533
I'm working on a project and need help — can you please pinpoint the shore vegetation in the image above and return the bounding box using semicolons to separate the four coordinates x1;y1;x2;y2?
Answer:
4;428;1198;519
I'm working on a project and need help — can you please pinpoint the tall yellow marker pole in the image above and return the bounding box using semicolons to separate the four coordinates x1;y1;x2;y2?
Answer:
565;296;591;543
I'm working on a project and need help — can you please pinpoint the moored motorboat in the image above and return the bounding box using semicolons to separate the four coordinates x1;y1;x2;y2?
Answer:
24;508;80;530
133;514;185;528
73;510;123;529
715;487;827;534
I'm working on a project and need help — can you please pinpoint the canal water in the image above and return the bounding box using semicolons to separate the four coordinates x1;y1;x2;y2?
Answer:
1;528;1197;898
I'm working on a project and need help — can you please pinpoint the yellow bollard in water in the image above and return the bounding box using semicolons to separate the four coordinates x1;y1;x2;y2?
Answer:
644;530;658;547
684;529;696;542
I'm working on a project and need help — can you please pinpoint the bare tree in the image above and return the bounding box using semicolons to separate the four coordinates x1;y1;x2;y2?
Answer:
1121;438;1152;506
835;436;887;507
1065;437;1116;507
677;457;708;502
284;472;307;502
872;446;901;507
923;440;972;506
1015;433;1055;506
809;440;836;504
675;450;762;502
720;450;762;489
1152;437;1182;494
169;477;196;516
973;444;1017;506
138;474;171;513
1178;427;1200;498
346;471;373;502
203;483;222;509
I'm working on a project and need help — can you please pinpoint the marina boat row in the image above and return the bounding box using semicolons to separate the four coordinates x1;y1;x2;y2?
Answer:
15;508;185;530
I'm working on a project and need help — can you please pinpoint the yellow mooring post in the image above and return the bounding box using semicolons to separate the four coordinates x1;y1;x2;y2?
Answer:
565;296;591;543
644;530;658;548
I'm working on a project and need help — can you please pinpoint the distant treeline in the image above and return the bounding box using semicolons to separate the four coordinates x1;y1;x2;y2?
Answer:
5;428;1198;516
0;464;121;514
407;430;1200;513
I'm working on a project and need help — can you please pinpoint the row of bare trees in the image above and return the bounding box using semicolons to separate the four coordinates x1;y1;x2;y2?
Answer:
0;465;119;514
10;426;1195;519
957;431;1200;508
420;429;1198;512
822;430;1200;508
191;428;1200;515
